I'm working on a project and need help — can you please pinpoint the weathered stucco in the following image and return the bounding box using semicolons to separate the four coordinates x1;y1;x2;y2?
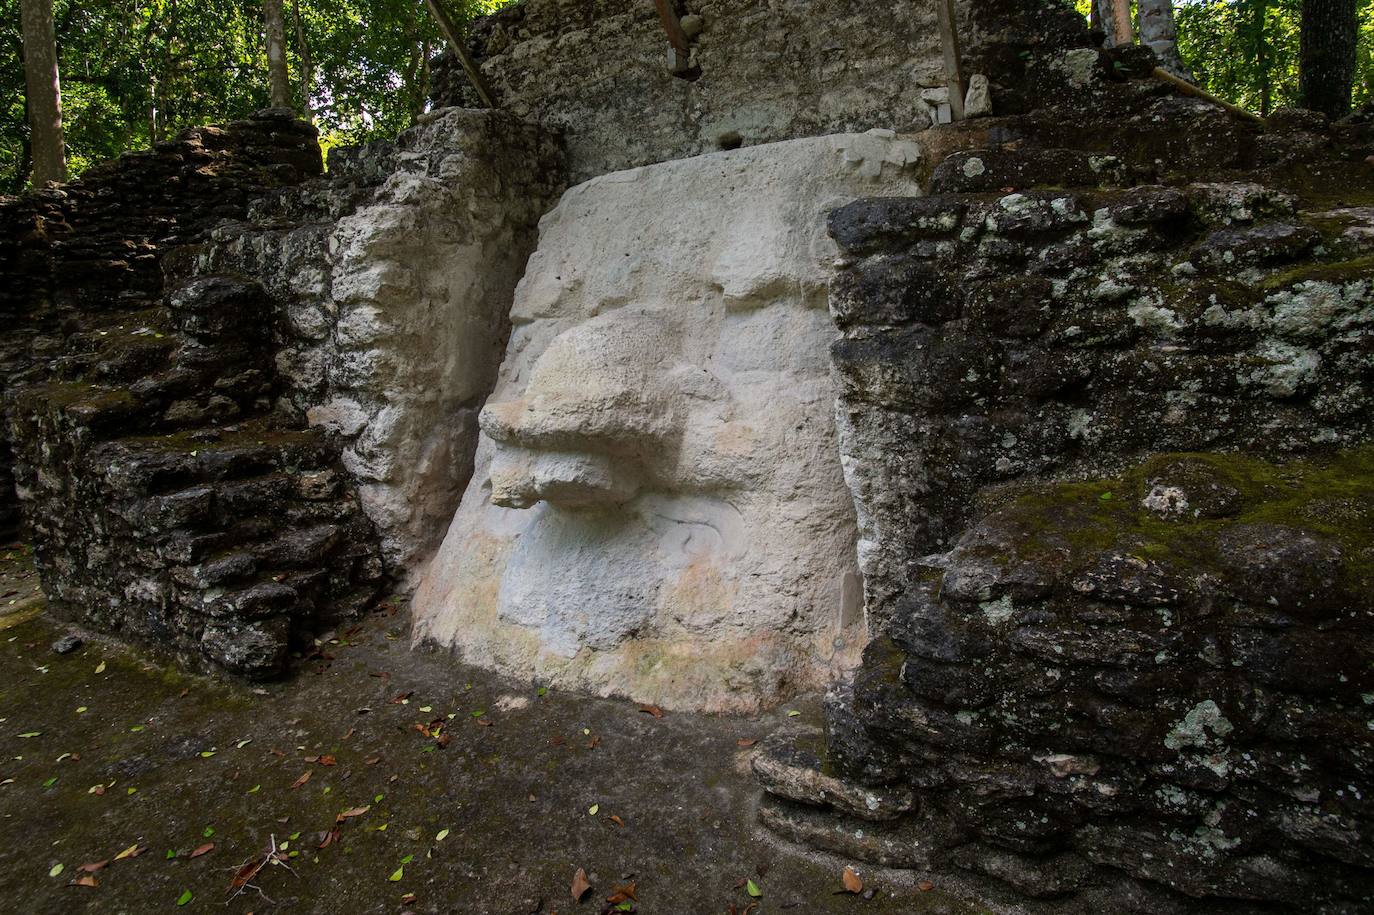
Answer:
412;130;923;712
199;110;564;575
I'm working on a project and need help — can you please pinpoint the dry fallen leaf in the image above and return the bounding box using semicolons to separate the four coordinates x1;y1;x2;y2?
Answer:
606;881;637;904
190;843;214;859
318;829;340;849
638;705;664;719
335;805;370;822
364;755;381;765
77;860;109;873
609;814;625;828
231;857;266;890
390;690;414;704
113;844;144;861
289;770;311;790
318;754;337;766
68;875;98;888
736;738;757;748
918;879;935;892
570;867;591;901
842;866;863;894
303;756;319;763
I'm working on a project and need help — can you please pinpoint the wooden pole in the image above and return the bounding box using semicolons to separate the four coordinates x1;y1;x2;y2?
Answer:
934;0;965;121
651;0;691;74
651;0;690;54
424;0;497;109
1151;67;1266;127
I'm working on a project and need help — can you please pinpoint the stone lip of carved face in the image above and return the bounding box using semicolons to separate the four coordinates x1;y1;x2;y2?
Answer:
481;305;737;511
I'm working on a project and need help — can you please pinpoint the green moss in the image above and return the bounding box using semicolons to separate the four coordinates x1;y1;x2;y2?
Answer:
1258;254;1374;292
986;447;1374;589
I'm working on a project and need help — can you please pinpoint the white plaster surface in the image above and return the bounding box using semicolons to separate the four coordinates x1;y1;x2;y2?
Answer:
412;131;922;712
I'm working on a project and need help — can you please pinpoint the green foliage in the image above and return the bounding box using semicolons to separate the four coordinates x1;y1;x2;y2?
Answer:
0;0;512;190
1179;0;1374;116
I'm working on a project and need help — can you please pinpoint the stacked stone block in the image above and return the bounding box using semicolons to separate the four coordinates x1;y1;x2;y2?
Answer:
2;110;384;677
756;40;1374;915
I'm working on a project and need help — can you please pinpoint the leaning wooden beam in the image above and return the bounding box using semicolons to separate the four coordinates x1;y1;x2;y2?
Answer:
1151;66;1266;127
651;0;690;53
934;0;965;121
651;0;692;73
424;0;497;109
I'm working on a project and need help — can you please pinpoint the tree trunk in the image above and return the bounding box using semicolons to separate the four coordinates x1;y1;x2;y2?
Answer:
1245;0;1272;116
1137;0;1190;79
263;0;292;109
1299;0;1358;118
19;0;65;185
1094;0;1133;47
292;0;313;120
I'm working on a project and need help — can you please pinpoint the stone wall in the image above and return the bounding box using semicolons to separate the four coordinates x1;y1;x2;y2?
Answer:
754;38;1374;914
429;0;1046;184
2;111;385;677
412;130;923;712
0;113;319;543
197;109;564;574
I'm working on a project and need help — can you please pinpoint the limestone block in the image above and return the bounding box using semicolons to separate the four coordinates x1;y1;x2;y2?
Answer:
412;132;923;712
964;74;992;118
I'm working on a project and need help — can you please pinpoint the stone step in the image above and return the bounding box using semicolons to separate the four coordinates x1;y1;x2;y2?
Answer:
757;793;931;869
751;730;914;822
929;147;1128;195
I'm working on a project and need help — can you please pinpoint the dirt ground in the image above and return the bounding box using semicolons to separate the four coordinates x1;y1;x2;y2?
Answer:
0;545;990;915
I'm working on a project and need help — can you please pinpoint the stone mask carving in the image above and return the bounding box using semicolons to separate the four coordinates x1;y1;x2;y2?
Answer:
412;131;922;711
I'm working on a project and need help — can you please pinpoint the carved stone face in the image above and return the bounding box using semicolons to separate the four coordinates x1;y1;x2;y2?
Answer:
412;132;922;711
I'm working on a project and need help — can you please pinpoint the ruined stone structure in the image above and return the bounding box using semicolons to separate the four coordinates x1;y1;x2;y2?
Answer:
1;0;1372;910
431;0;977;182
753;34;1374;915
196;109;563;573
0;111;385;677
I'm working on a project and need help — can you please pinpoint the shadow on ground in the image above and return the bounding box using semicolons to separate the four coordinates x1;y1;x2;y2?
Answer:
0;546;986;914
